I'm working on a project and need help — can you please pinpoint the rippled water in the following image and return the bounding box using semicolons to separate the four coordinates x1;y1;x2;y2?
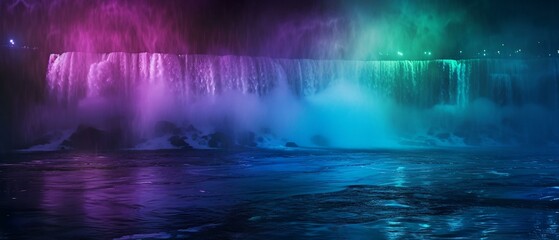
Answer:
1;148;559;239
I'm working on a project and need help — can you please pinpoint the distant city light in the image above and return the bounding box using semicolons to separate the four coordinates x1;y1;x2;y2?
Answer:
9;39;14;46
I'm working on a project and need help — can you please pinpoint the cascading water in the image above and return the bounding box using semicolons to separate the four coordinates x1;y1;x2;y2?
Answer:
27;52;559;150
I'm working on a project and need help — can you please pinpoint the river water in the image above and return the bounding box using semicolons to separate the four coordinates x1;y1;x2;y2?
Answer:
1;148;559;239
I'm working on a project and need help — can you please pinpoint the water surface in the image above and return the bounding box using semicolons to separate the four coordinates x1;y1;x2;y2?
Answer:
1;148;559;239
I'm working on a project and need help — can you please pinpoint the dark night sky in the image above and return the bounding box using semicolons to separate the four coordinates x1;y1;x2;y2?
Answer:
0;0;558;59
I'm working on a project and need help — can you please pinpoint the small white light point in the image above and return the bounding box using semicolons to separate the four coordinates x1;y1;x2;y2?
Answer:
397;51;403;56
9;39;15;46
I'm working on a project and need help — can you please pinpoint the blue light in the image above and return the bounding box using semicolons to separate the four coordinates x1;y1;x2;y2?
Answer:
9;39;15;46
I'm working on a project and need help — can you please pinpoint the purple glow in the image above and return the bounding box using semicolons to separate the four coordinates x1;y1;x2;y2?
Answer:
0;1;351;59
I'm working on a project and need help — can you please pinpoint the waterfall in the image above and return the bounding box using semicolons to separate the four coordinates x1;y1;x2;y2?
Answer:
46;53;484;106
34;52;559;148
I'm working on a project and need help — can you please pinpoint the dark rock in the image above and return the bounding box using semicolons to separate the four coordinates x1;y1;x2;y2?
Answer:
436;133;450;140
22;131;65;149
238;131;257;147
30;135;52;146
463;136;481;146
260;127;272;134
311;134;330;147
208;132;235;148
61;125;116;151
168;135;192;149
154;121;180;137
59;140;72;150
285;142;298;147
185;124;200;133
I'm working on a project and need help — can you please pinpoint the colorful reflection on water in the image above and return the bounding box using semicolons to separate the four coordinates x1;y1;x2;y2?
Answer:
1;148;559;239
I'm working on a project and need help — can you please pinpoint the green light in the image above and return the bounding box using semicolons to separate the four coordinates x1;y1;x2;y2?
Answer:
343;1;474;60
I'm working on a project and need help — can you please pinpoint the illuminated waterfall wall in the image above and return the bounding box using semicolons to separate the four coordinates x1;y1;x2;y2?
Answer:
26;52;558;149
